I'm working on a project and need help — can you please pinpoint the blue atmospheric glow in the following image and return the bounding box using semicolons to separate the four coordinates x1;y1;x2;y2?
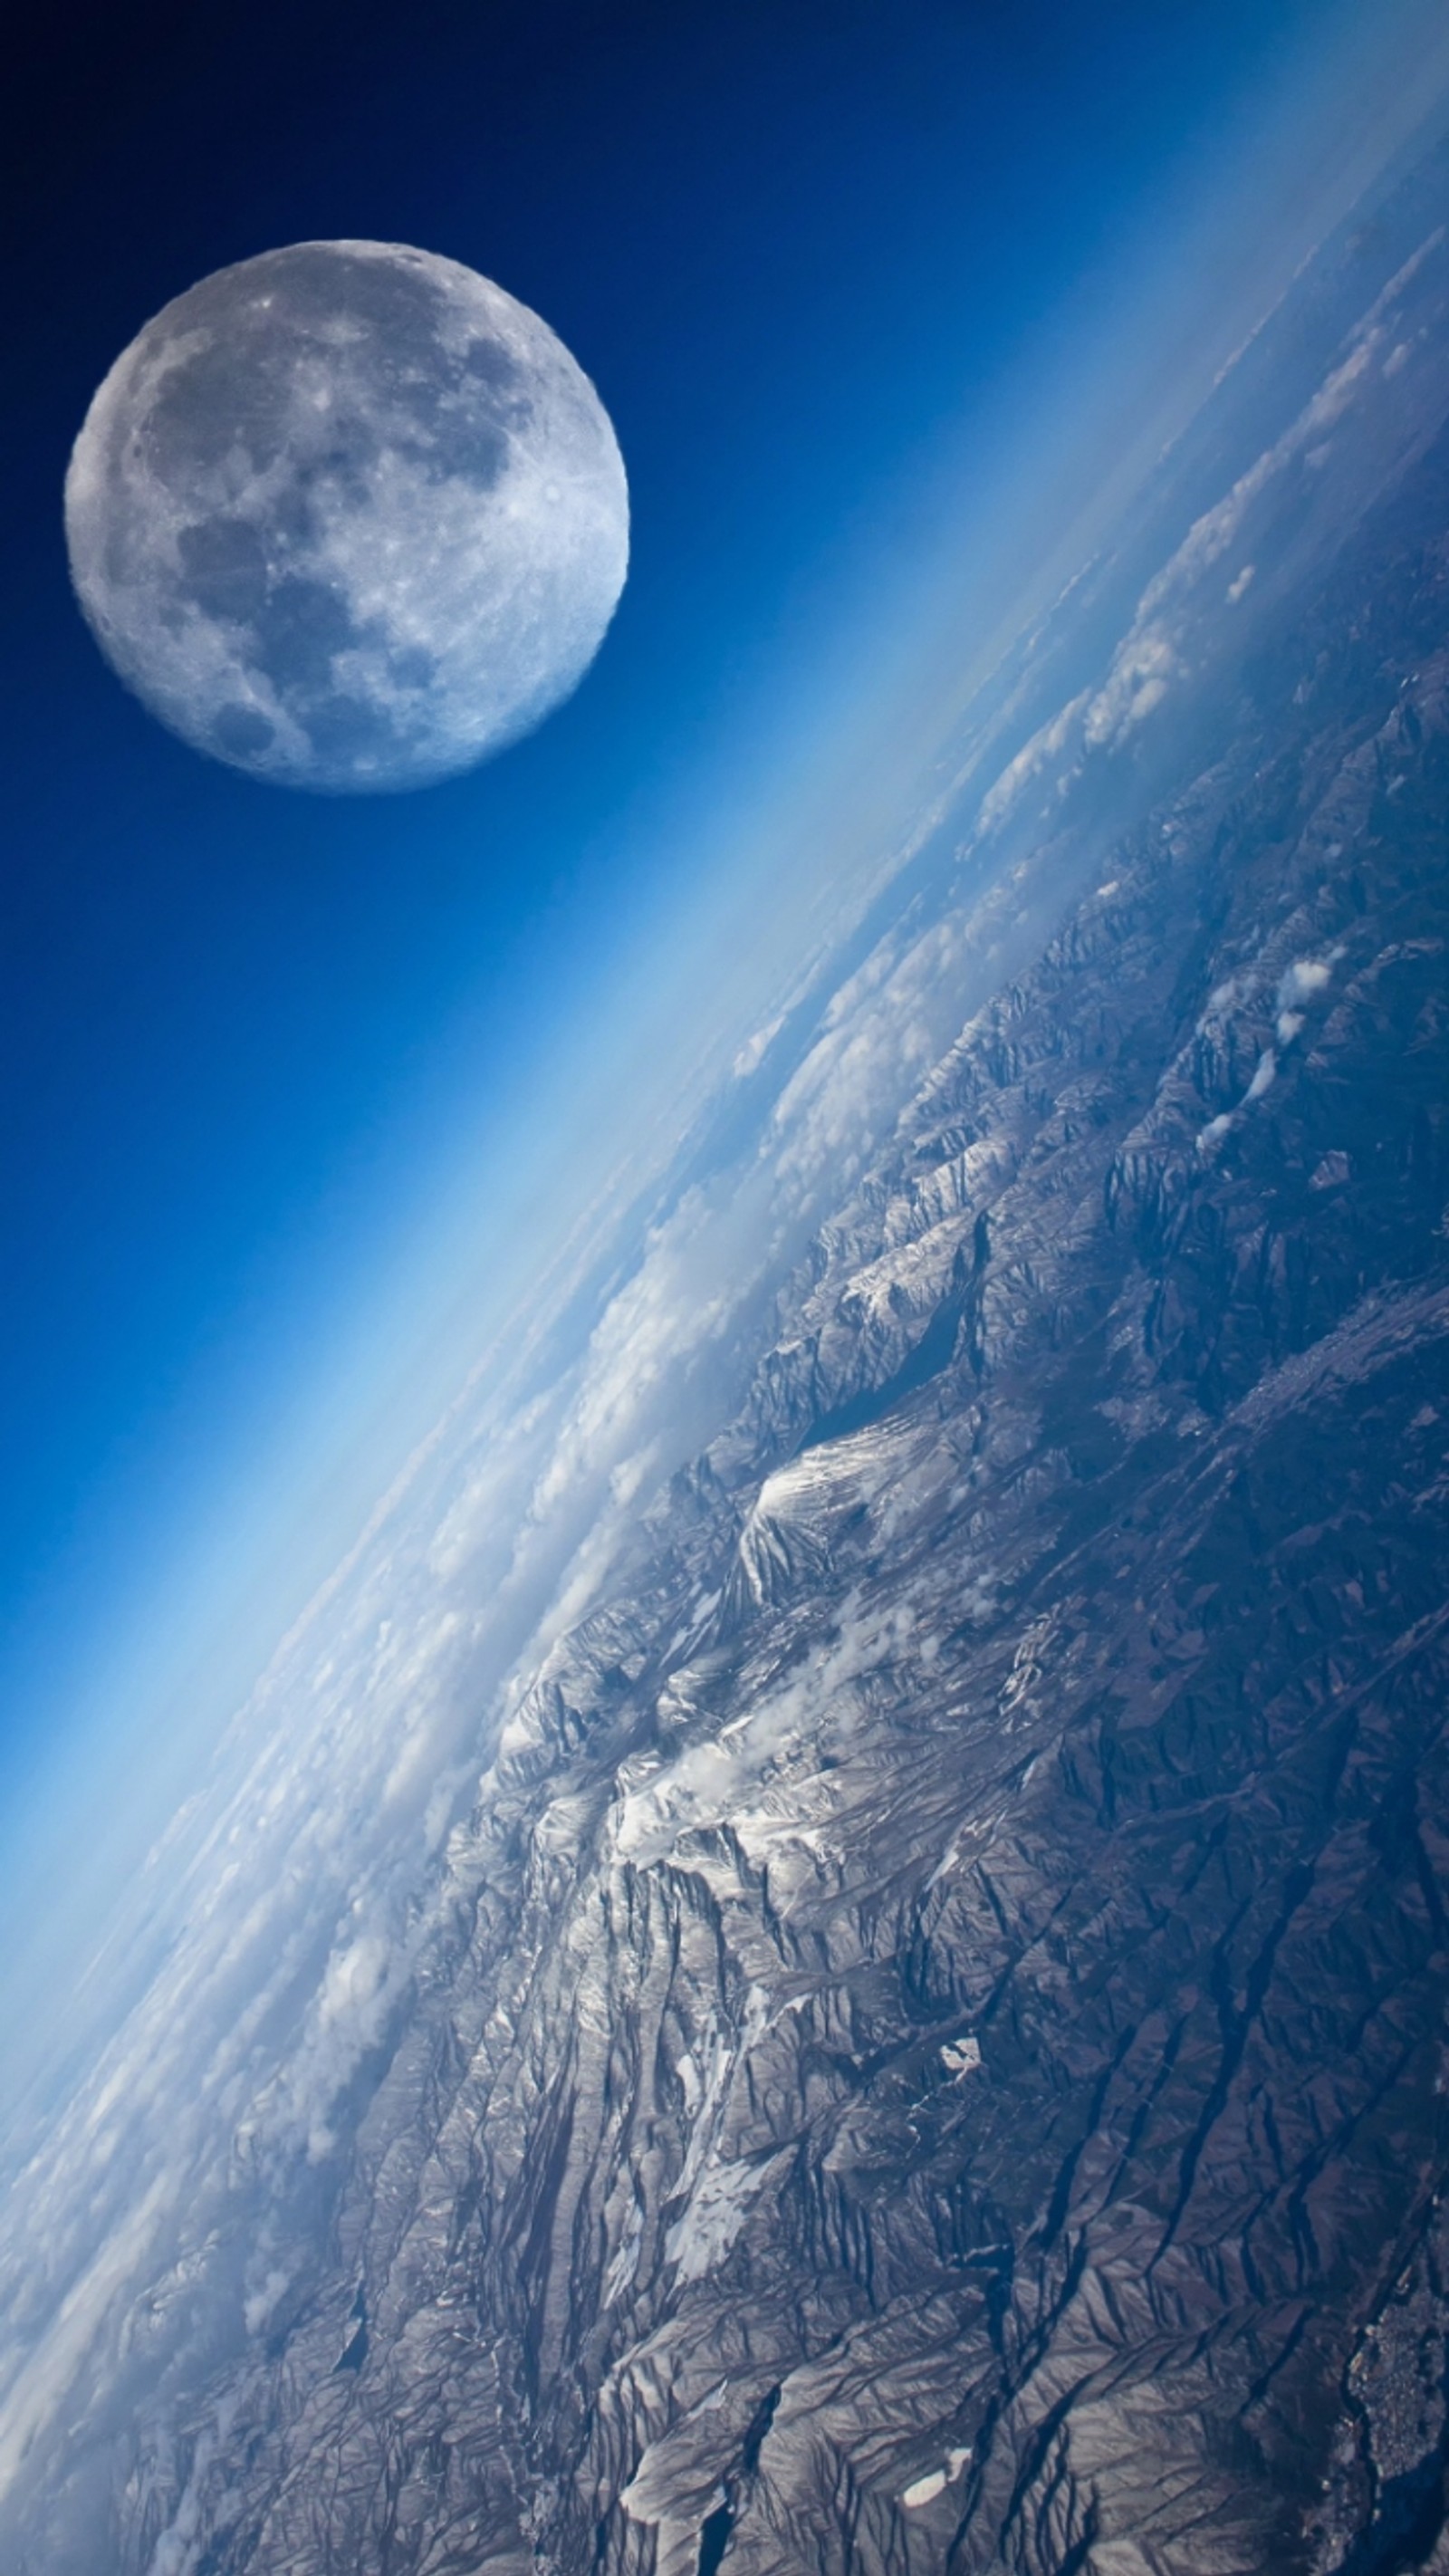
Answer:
2;0;1445;2000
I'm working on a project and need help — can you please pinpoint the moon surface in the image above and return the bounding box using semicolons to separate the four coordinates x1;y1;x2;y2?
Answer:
64;241;629;792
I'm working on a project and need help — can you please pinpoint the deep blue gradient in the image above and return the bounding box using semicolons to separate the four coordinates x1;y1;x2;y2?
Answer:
0;0;1422;1870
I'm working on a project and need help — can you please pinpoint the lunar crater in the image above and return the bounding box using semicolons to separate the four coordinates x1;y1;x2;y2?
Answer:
66;240;629;791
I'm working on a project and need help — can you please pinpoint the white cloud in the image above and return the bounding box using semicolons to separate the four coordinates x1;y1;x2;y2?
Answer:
1278;956;1333;1008
1274;955;1335;1045
1080;289;1402;759
1083;629;1179;751
731;1013;784;1080
976;690;1089;831
1243;1049;1277;1104
242;2267;291;2337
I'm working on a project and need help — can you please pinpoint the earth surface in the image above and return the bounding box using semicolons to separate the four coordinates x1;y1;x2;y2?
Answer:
5;123;1449;2576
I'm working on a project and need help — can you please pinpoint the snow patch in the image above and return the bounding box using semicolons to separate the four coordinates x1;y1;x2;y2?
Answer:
901;2448;972;2508
941;2034;983;2079
667;2154;775;2283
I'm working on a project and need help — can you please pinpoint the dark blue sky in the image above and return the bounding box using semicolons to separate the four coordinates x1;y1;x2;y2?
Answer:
2;0;1379;1844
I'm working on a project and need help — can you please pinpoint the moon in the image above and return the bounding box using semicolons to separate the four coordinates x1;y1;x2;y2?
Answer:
63;241;629;793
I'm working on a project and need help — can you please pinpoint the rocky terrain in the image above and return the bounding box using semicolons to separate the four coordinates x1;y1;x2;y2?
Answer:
5;121;1449;2576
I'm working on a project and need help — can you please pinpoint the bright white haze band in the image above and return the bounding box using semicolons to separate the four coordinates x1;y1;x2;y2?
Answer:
63;241;630;792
